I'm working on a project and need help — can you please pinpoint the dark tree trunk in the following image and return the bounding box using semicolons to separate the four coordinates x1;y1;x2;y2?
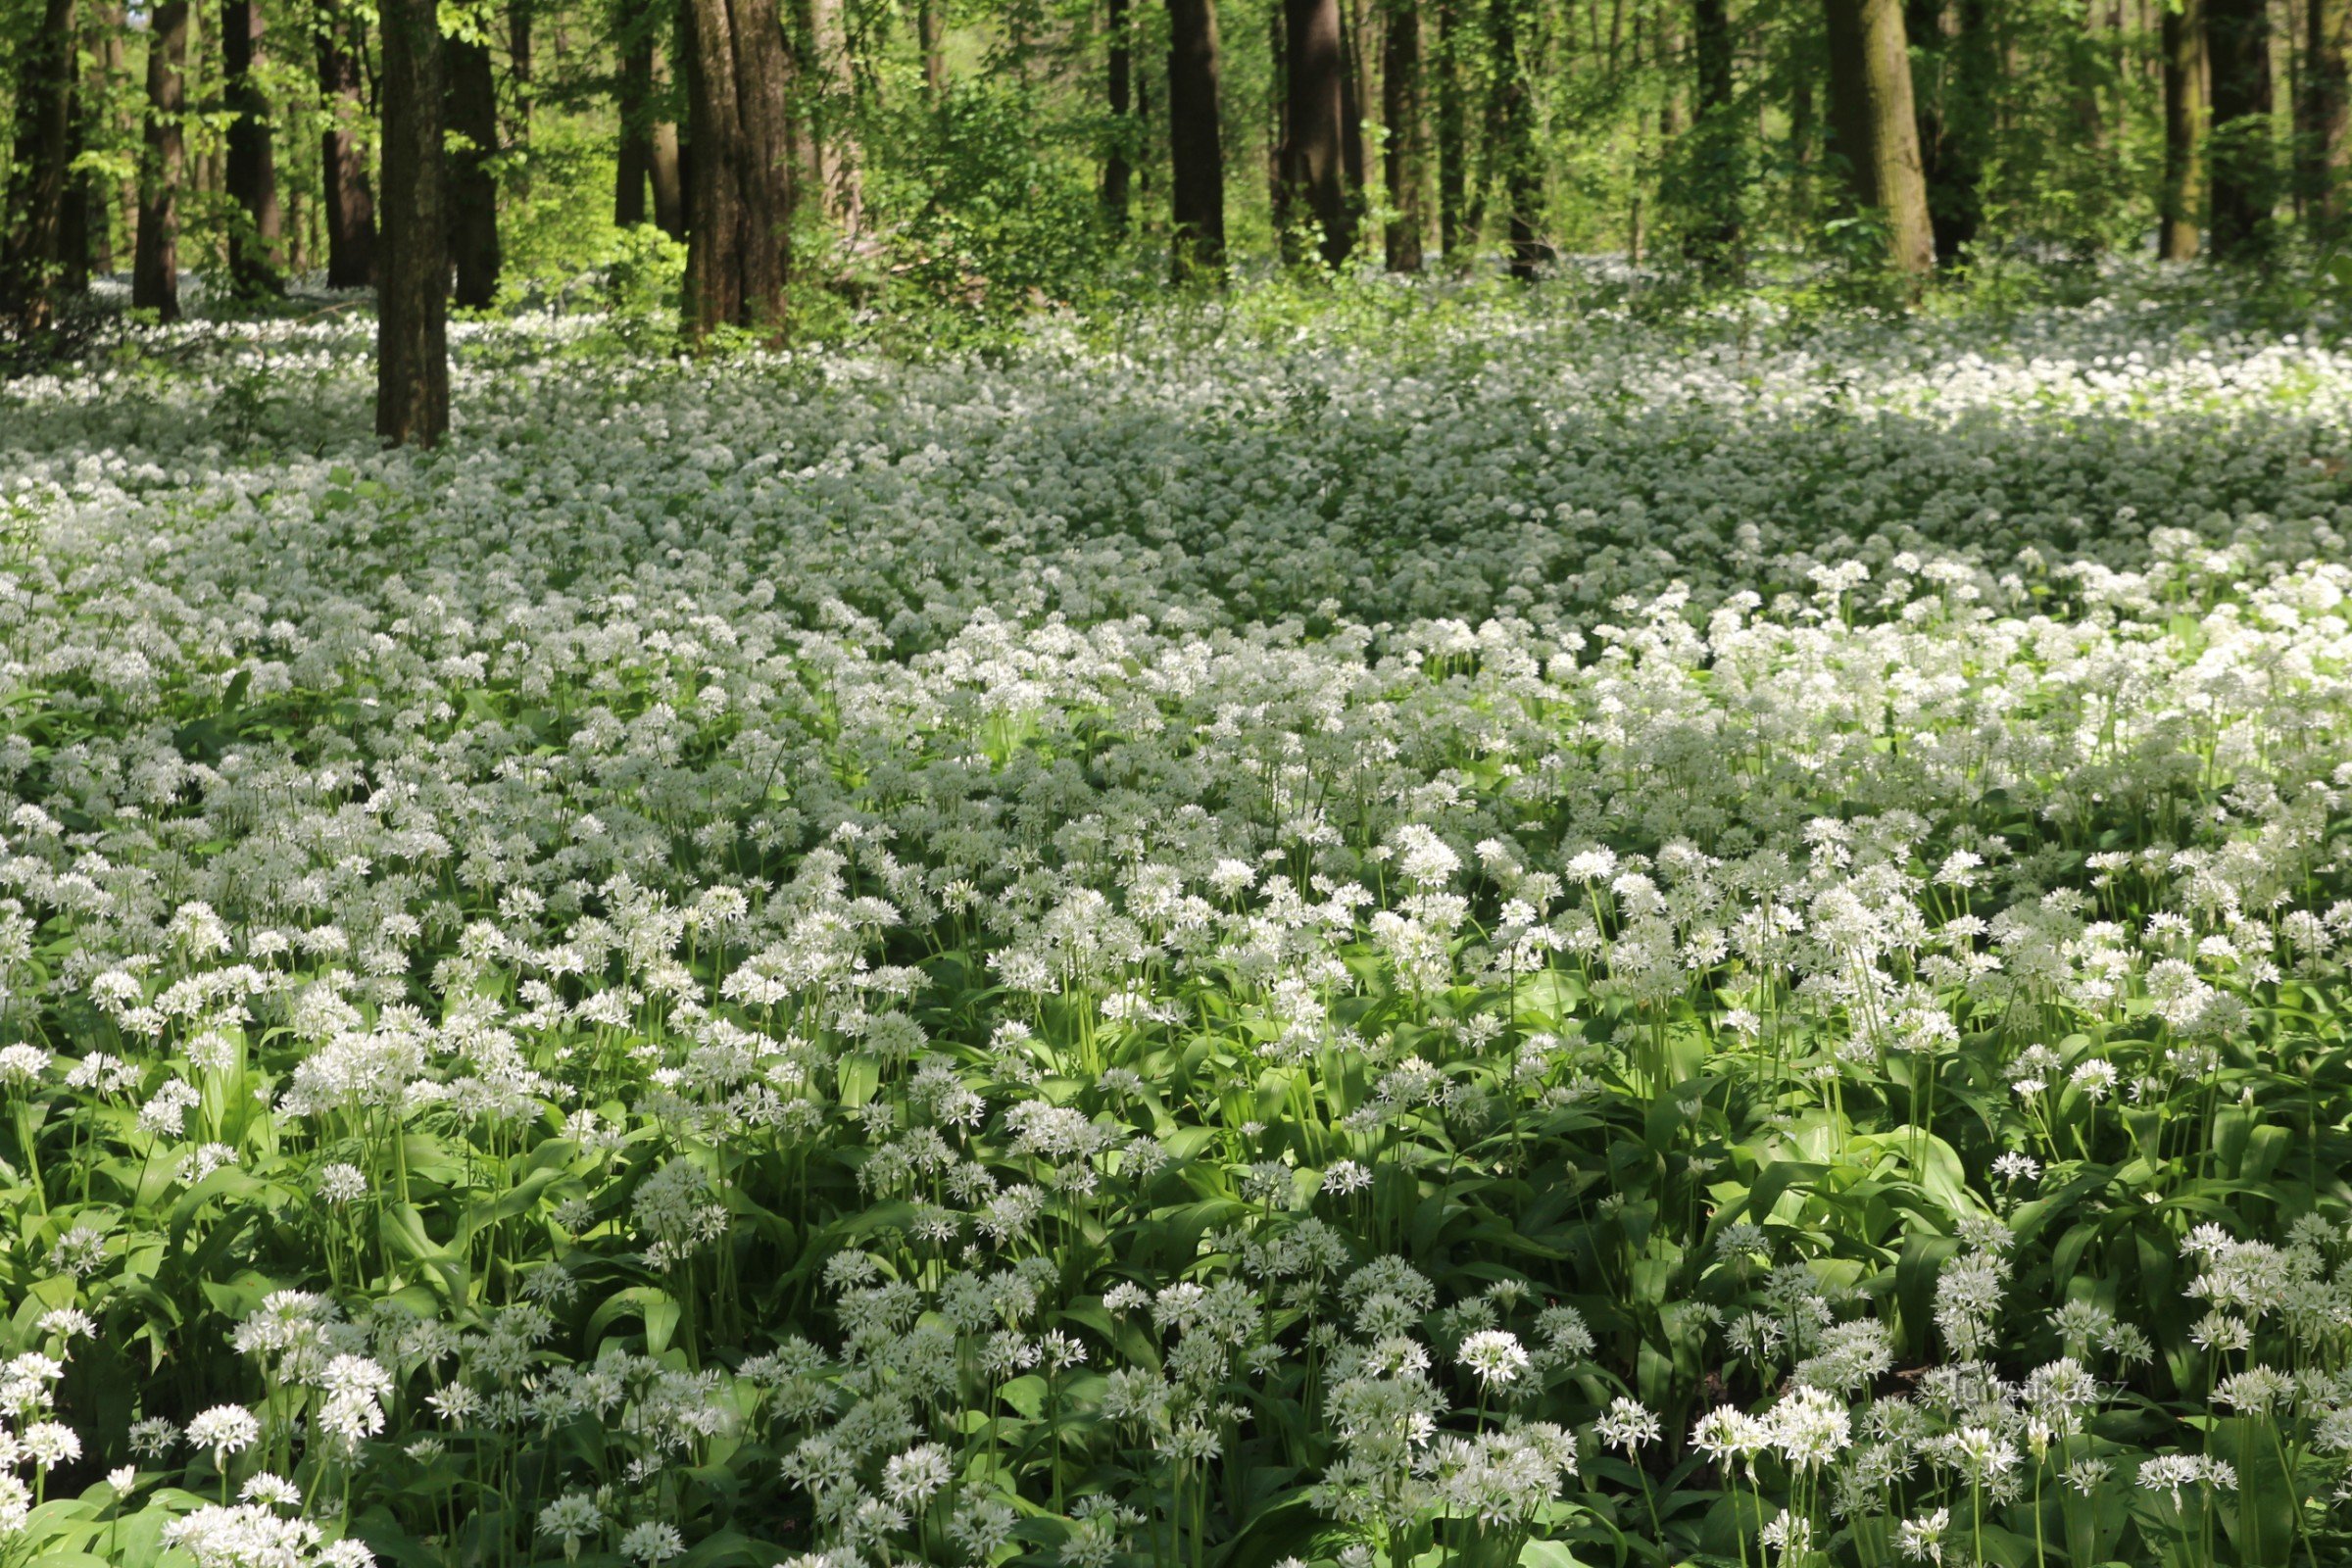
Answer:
617;24;655;225
652;111;686;235
1166;0;1227;277
1436;0;1465;260
1280;0;1352;265
1383;0;1426;270
1485;0;1541;278
1105;0;1134;228
2207;0;2274;256
378;0;450;445
2307;0;2351;237
446;37;503;307
135;0;190;317
1682;0;1740;271
1270;4;1289;231
1905;0;1987;262
318;6;375;287
1340;0;1366;206
1;0;80;329
222;0;283;293
510;0;535;146
1823;0;1934;274
680;0;795;339
2161;0;2205;257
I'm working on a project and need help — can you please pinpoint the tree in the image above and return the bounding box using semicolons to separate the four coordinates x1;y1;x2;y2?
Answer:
222;0;284;293
1680;0;1740;272
318;1;375;286
1485;0;1542;279
2160;0;2204;258
1;0;81;330
1166;0;1227;277
1382;0;1427;270
134;0;192;317
1905;0;1989;263
1105;0;1136;230
1435;0;1464;259
1822;0;1934;275
680;0;796;338
448;33;504;306
2306;0;2351;239
2206;0;2272;256
615;2;687;235
1280;0;1352;264
918;0;947;96
800;0;863;233
377;0;451;445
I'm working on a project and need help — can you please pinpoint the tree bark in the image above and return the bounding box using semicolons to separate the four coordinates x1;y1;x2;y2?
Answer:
1682;0;1740;271
377;0;450;445
2160;0;2205;257
681;0;795;338
618;23;656;225
318;5;375;287
447;36;503;305
135;0;190;316
1905;0;1987;262
1280;0;1352;264
1105;0;1134;229
2207;0;2273;256
802;0;862;233
1166;0;1227;277
1382;0;1426;270
2306;0;2351;236
1;0;80;330
1485;0;1541;278
510;0;534;147
222;0;283;293
1822;0;1934;275
1436;0;1464;260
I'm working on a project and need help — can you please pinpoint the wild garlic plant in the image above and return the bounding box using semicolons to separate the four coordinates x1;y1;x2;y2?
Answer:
1;270;2352;1568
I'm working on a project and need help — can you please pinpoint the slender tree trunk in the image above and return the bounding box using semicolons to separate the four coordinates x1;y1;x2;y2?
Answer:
1106;0;1134;229
510;0;535;147
1436;0;1465;259
918;0;946;94
652;114;687;234
2308;0;2351;236
377;0;450;444
135;0;190;316
1270;3;1290;232
2161;0;2205;256
1823;0;1934;275
1486;0;1541;278
681;0;796;338
318;5;375;287
87;3;126;275
222;0;283;292
1166;0;1227;277
1340;0;1367;211
447;37;503;306
804;0;863;233
1906;0;1986;261
618;23;656;224
2207;0;2274;255
1;0;80;329
1383;0;1427;270
1281;0;1353;264
1683;0;1740;271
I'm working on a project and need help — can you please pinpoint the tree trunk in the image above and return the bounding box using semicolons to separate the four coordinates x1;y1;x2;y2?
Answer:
618;24;655;224
1436;0;1464;260
1383;0;1426;270
652;113;687;234
222;0;283;293
87;3;127;276
1905;0;1986;262
918;0;946;94
1341;0;1367;209
1166;0;1227;277
2307;0;2350;236
1106;0;1134;229
1486;0;1540;278
1280;0;1351;264
1822;0;1934;275
378;0;450;444
1;0;80;329
1683;0;1740;271
2161;0;2205;257
2207;0;2274;255
134;0;189;316
510;0;535;147
681;0;796;338
446;37;503;306
318;5;375;287
803;0;863;233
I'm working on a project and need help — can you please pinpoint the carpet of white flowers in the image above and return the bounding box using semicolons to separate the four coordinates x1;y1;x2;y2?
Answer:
3;273;2352;1568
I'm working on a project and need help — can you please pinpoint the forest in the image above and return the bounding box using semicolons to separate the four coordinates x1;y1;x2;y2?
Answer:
7;1;2352;1567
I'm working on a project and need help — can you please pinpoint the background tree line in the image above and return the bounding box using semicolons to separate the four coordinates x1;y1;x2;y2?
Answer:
1;0;2345;435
